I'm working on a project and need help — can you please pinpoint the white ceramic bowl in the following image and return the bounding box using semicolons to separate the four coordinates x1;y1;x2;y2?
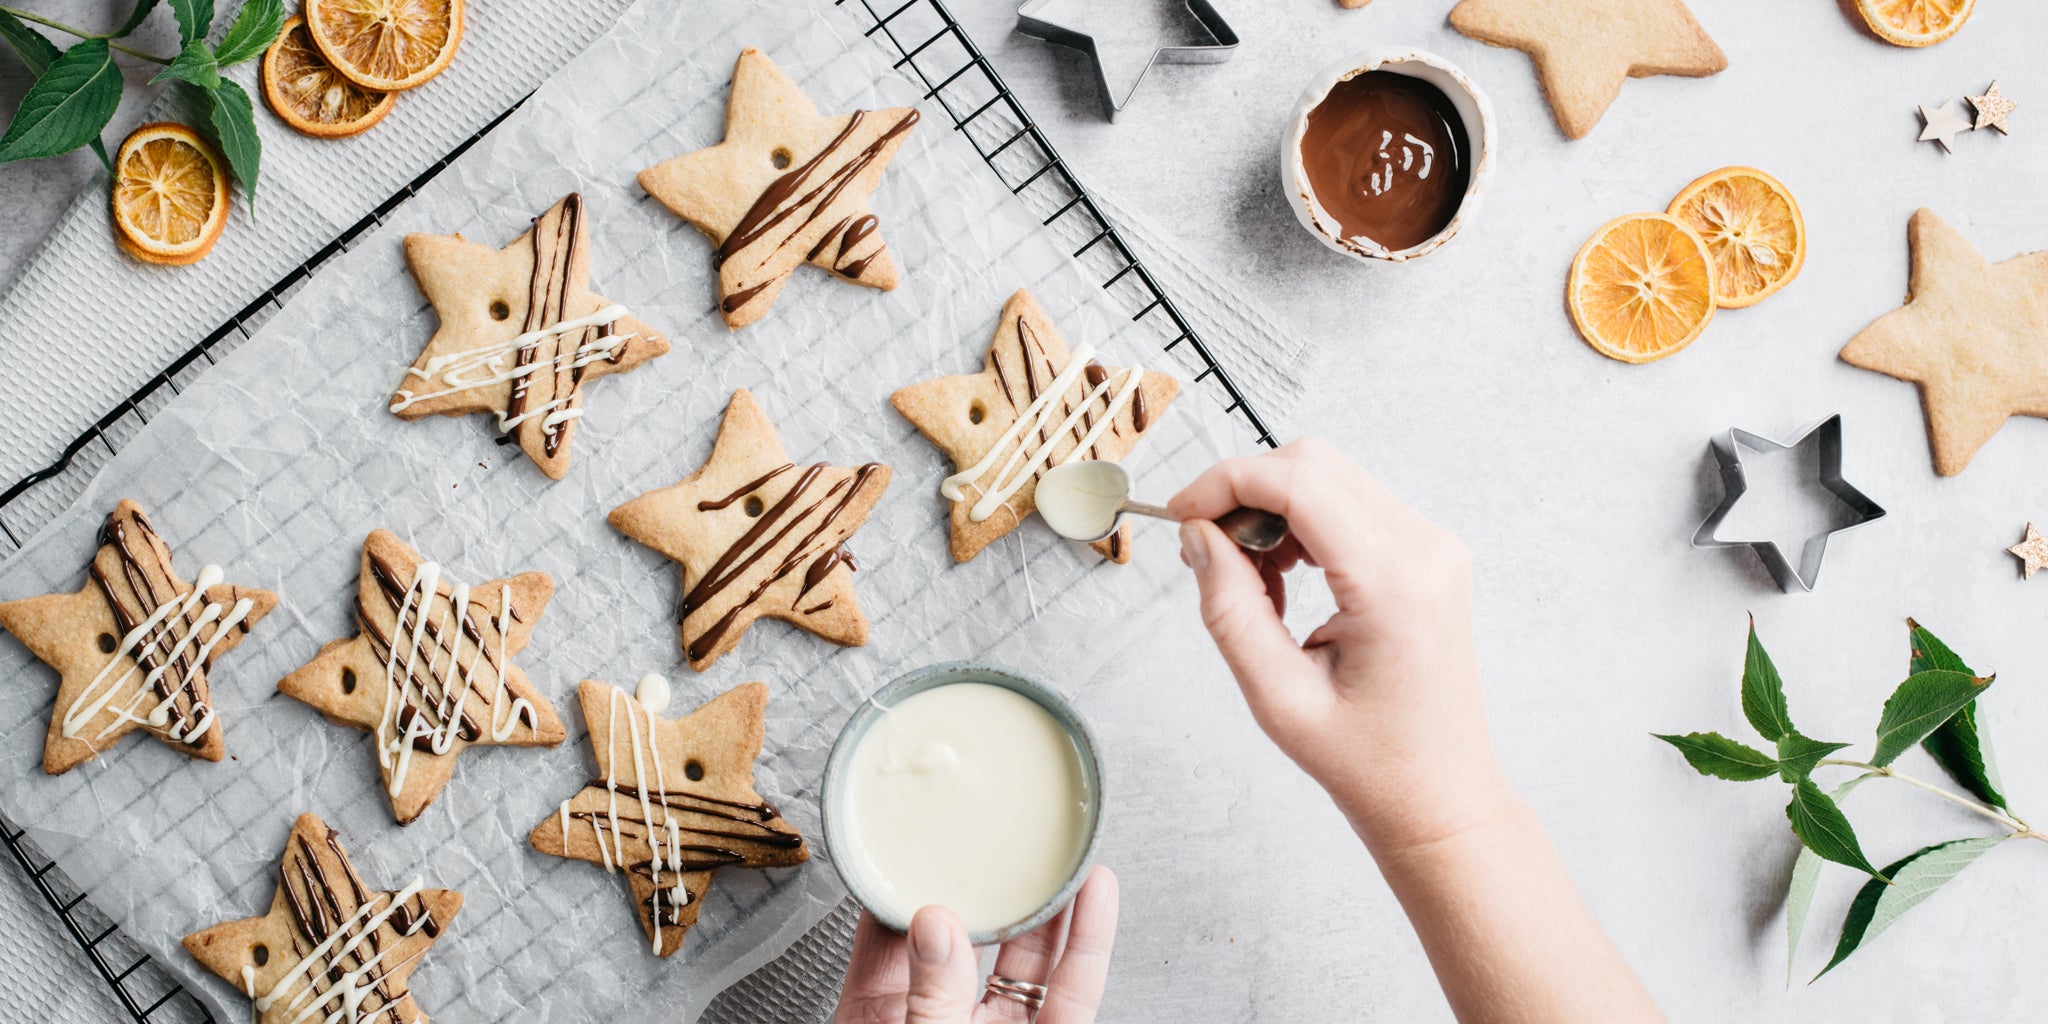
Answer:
1281;48;1495;263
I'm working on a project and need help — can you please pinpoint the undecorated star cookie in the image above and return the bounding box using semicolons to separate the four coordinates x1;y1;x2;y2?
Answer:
529;678;808;957
637;47;920;329
279;530;565;824
1448;0;1726;140
0;500;276;774
1841;209;2048;476
891;289;1179;565
609;389;891;671
390;193;671;479
183;812;461;1024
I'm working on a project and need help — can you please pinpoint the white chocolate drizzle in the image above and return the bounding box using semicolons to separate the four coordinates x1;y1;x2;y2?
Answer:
388;305;635;431
255;878;431;1024
64;563;252;745
938;342;1145;522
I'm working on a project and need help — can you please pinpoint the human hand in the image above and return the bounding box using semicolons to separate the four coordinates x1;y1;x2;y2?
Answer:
831;866;1119;1024
1168;439;1515;854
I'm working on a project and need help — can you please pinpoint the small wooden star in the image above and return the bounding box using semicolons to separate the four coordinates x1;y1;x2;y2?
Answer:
1919;100;1973;153
2009;523;2048;579
528;679;808;956
1969;81;2018;135
393;193;671;479
183;813;462;1024
278;530;565;824
609;389;891;671
0;500;276;774
637;48;919;328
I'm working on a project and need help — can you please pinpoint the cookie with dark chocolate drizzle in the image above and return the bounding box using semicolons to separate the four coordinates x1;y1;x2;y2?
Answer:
530;679;808;957
183;812;462;1024
391;193;672;479
0;499;277;774
637;47;919;329
892;288;1179;564
279;530;565;824
609;389;892;671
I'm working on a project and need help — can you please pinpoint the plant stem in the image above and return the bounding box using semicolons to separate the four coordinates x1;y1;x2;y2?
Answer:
0;5;173;63
1820;759;2048;843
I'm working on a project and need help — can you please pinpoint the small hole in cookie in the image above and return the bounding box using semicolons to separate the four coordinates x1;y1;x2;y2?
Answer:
489;300;511;321
685;760;705;782
743;495;765;518
771;148;792;170
341;668;357;695
968;401;986;425
252;943;269;966
97;632;117;654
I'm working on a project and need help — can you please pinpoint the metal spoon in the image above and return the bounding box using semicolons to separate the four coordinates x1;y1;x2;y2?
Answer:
1035;461;1290;552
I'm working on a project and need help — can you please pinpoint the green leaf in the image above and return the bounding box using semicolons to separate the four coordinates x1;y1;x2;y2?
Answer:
168;0;214;46
151;40;218;89
0;10;61;72
1872;669;1992;767
212;0;283;66
1908;620;2007;809
1656;732;1779;781
1774;733;1850;783
111;0;163;38
1742;618;1795;743
0;38;122;163
206;78;260;207
1785;777;1884;881
1815;836;2006;980
1785;773;1876;981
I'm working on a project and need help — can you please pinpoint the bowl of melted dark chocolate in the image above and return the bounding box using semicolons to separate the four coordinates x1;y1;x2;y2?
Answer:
1284;49;1494;262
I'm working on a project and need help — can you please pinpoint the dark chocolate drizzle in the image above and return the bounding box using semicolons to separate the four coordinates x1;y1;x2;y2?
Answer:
698;463;797;511
569;782;803;923
357;554;502;749
503;193;626;459
274;827;436;1022
86;507;224;744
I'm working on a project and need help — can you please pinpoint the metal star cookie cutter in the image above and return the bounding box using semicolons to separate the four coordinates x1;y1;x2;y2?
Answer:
1691;415;1886;593
1016;0;1239;121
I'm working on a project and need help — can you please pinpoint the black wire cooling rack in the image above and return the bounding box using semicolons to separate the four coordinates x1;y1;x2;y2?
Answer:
0;1;1277;1020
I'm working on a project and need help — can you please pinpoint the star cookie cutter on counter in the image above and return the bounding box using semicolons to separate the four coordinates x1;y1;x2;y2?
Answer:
1015;0;1239;121
1691;415;1886;593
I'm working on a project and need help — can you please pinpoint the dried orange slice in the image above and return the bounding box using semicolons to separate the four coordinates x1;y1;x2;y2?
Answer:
1666;167;1805;309
1855;0;1975;47
262;16;395;138
110;123;229;266
1567;213;1717;364
306;0;463;93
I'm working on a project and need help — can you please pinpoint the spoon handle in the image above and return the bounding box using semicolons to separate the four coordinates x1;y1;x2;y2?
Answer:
1120;499;1175;522
1213;507;1290;553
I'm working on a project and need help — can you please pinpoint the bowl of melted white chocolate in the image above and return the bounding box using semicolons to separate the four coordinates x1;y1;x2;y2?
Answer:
822;662;1102;944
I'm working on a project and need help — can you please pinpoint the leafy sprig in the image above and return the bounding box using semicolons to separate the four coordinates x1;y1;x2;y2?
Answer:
0;0;282;204
1658;617;2036;980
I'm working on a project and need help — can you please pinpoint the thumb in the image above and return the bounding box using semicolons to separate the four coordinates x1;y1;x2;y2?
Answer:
903;906;978;1024
1180;520;1320;713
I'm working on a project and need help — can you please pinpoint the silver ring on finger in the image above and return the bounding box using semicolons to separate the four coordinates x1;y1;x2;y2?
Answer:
984;975;1048;1014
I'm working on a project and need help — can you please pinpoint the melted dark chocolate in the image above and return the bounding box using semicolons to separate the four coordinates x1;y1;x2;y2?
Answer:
1300;70;1469;252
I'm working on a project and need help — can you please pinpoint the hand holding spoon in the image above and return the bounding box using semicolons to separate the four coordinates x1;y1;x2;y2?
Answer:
1035;461;1289;552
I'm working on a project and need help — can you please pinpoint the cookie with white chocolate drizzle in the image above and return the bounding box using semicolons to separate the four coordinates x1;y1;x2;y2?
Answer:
391;193;671;479
530;678;807;957
892;289;1179;564
183;812;461;1024
610;389;891;671
279;530;565;824
0;499;276;774
637;47;919;329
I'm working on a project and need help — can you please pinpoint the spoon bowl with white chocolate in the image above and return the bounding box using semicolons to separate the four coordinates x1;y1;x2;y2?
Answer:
1035;460;1290;552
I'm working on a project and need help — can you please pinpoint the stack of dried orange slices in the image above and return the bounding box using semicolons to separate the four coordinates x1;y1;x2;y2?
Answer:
262;0;465;138
1567;167;1806;364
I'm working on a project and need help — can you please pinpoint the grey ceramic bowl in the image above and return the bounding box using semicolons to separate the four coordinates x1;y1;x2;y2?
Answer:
821;661;1104;946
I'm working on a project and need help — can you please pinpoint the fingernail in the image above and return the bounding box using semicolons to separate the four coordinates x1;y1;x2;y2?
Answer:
909;908;953;963
1179;521;1210;572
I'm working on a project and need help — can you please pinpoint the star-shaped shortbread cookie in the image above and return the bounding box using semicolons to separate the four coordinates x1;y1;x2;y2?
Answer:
279;530;565;824
610;389;891;671
1841;209;2048;476
892;289;1179;565
183;813;462;1024
391;193;671;479
637;47;920;329
1449;0;1726;139
0;500;276;774
529;679;807;957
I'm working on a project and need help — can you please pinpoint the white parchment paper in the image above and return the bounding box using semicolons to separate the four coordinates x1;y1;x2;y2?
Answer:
0;0;1249;1020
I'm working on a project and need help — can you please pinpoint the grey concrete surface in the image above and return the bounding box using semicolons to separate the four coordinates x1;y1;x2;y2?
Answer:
6;1;2048;1022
